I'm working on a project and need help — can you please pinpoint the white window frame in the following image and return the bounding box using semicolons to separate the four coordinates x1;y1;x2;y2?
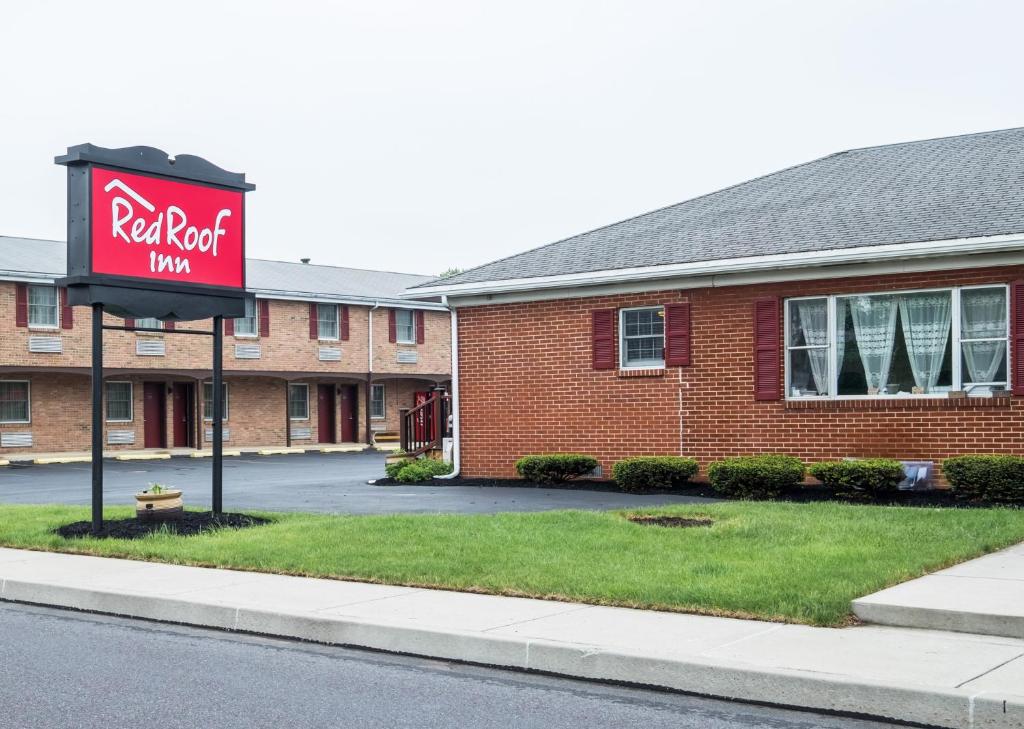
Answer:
202;381;229;421
133;317;163;331
396;309;416;345
784;284;1011;401
27;285;59;329
289;383;309;420
234;298;258;337
318;305;339;341
619;306;666;370
0;380;31;424
370;384;386;419
105;381;134;423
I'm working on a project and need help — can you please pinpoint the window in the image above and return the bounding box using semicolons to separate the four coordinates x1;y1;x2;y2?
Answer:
0;381;30;424
318;305;339;340
370;384;385;419
785;285;1010;399
28;286;58;328
395;309;415;344
620;307;665;368
105;382;133;422
202;382;228;420
234;298;258;337
133;317;162;330
289;384;309;420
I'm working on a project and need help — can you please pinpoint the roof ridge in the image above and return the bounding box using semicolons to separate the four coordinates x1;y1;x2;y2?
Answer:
840;125;1024;155
246;256;432;279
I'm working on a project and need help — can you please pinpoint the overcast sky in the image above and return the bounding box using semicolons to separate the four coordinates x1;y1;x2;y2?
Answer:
1;1;1021;277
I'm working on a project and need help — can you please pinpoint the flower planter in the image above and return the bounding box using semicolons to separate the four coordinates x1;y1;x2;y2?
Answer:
135;489;184;522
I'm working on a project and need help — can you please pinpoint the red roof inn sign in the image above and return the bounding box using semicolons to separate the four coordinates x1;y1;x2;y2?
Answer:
54;144;255;532
56;144;254;320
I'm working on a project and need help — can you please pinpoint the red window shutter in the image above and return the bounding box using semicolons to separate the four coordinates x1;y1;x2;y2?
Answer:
388;309;397;343
59;287;73;329
753;297;781;401
592;309;615;369
165;321;175;331
259;300;270;337
415;310;425;344
1012;280;1024;396
340;305;349;341
223;317;234;336
664;302;690;366
308;303;318;340
15;284;28;327
123;318;135;329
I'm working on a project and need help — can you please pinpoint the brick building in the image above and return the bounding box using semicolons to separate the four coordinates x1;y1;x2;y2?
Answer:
0;236;450;454
408;129;1024;480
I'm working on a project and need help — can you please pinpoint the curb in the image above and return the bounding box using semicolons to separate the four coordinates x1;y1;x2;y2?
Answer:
853;599;1024;642
0;578;1019;729
257;448;306;456
32;456;92;465
114;453;172;462
188;450;243;459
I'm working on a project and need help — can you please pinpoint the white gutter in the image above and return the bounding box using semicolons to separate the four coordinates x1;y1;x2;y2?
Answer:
435;296;460;479
403;233;1024;299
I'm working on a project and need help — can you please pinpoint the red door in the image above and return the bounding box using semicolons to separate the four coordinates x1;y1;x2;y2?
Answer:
413;390;432;443
143;382;166;448
317;385;336;444
171;382;193;448
339;385;357;442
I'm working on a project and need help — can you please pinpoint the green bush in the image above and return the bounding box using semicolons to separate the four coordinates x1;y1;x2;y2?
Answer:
707;455;805;499
943;455;1024;503
394;458;453;483
808;459;905;499
384;459;410;479
611;457;699;493
515;454;598;484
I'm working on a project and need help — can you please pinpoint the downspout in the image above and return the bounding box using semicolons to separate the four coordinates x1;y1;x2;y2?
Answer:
435;296;460;479
366;300;380;445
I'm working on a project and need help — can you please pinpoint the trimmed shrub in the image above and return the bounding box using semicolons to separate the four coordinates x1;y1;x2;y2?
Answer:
384;459;409;479
943;455;1024;503
707;455;805;499
808;459;905;500
515;454;598;484
612;457;699;493
394;458;453;483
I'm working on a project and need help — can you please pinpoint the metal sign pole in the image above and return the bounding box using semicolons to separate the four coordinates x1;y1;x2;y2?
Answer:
212;315;224;516
91;303;104;534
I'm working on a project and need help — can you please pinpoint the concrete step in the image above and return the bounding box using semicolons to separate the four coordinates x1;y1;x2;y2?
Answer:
853;543;1024;639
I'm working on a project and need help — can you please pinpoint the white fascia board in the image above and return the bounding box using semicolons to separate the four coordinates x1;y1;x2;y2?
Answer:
442;249;1024;308
404;233;1024;301
247;289;448;311
0;271;63;284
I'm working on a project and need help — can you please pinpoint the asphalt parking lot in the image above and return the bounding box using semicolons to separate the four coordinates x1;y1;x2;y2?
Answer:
0;450;713;514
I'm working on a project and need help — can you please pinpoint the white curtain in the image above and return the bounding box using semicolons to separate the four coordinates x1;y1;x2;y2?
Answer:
835;299;847;378
848;295;899;392
961;288;1008;383
794;299;829;394
899;292;952;393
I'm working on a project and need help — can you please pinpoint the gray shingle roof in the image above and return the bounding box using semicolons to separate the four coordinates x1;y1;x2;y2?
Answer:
0;236;435;303
418;127;1024;288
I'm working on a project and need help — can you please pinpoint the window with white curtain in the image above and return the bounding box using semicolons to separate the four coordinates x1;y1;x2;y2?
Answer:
370;384;386;419
133;317;162;330
785;285;1009;399
317;305;339;340
234;298;258;336
28;286;58;328
395;310;415;344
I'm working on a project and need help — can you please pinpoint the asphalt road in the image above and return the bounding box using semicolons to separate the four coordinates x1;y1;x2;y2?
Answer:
0;451;714;514
0;602;899;729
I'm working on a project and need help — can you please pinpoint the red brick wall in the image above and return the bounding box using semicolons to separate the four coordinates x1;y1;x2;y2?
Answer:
456;264;1024;479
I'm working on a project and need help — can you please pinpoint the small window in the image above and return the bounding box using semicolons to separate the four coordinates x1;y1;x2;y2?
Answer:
0;381;30;424
202;382;228;421
396;310;415;344
28;286;58;328
370;384;385;419
289;384;309;420
318;305;339;340
620;307;665;368
960;286;1009;392
234;298;258;337
105;382;133;422
133;317;163;330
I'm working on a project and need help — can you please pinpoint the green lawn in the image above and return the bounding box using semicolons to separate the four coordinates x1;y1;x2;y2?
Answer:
0;502;1021;626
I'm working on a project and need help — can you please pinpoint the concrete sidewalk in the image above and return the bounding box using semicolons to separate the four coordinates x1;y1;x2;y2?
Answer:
3;444;368;464
855;541;1024;640
0;547;1022;728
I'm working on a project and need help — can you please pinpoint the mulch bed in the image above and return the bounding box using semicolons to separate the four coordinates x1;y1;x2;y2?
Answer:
627;515;714;528
56;512;270;540
373;476;1013;509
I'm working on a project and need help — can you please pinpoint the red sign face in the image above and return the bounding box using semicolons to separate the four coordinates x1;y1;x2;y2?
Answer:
90;167;245;289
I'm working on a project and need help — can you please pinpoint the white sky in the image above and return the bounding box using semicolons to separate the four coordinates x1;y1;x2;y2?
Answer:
1;1;1021;277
